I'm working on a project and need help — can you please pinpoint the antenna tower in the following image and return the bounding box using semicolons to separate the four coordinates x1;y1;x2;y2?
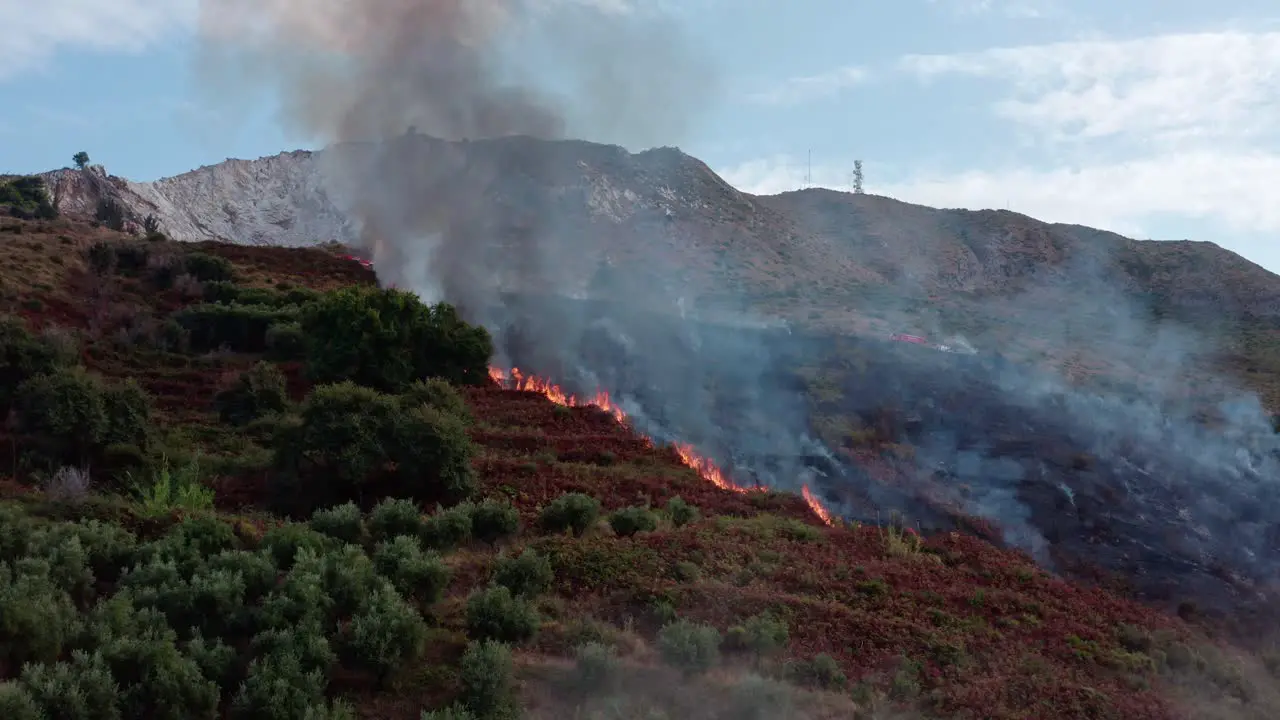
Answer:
852;160;864;194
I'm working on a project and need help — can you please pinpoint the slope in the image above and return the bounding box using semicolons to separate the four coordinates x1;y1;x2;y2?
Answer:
1;209;1278;719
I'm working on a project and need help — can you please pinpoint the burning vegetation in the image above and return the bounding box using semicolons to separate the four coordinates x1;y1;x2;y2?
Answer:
0;214;1275;718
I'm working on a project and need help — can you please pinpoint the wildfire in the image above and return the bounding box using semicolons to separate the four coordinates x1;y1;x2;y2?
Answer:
488;365;837;526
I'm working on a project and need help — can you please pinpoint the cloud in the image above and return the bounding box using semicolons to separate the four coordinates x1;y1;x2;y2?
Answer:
926;0;1064;19
899;31;1280;148
0;0;197;79
745;65;870;106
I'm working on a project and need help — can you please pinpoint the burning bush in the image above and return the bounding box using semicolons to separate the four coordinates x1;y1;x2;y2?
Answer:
269;382;476;516
299;286;492;392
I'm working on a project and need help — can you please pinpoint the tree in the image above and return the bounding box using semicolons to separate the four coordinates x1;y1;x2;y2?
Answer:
72;152;90;170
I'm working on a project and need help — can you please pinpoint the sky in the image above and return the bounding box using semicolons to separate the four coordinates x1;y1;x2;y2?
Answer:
2;0;1280;272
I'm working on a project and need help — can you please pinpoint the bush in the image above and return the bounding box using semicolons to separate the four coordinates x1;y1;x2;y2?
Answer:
337;581;427;683
491;548;553;599
184;631;238;691
468;499;520;545
783;653;847;690
216;361;290;426
665;496;699;527
367;497;425;544
656;620;721;677
0;564;83;667
229;651;328;720
458;640;519;720
175;303;300;353
373;536;451;603
129;454;215;517
250;625;337;676
0;681;42;720
608;506;657;538
13;366;151;469
20;649;121;720
572;641;620;695
97;632;221;718
725;612;789;662
318;545;379;618
538;493;600;537
182;252;236;283
265;322;306;360
270;383;476;516
260;523;335;570
421;706;477;720
0;176;57;220
300;285;492;392
309;502;365;545
0;316;78;412
419;504;473;551
465;585;540;644
400;378;472;422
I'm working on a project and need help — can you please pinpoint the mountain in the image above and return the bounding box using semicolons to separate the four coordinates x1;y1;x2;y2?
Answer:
40;137;1280;406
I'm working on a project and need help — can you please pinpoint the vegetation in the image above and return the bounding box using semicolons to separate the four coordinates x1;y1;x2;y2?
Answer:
0;214;1273;719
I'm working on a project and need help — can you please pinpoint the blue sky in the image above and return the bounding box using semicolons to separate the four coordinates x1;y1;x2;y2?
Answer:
3;0;1280;272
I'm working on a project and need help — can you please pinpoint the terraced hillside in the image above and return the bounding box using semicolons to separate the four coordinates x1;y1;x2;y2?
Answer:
0;198;1278;719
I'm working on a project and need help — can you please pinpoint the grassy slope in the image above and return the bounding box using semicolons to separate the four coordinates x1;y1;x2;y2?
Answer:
0;212;1277;719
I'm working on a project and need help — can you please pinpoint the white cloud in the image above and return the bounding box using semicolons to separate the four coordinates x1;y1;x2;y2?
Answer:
926;0;1064;19
746;66;870;106
899;32;1280;147
0;0;197;79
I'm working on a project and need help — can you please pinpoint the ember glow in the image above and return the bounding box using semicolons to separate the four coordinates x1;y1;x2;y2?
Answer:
488;365;837;526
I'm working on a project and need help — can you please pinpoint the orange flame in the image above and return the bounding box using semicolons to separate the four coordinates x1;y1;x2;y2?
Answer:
489;365;836;526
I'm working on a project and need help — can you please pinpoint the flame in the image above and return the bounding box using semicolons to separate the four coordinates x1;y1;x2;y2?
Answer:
488;365;836;526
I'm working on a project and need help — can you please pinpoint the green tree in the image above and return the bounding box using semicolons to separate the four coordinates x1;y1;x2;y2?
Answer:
300;286;492;392
72;151;90;170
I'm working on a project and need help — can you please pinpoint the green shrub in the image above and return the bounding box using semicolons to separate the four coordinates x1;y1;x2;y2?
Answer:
468;499;520;545
309;502;365;544
216;361;290;426
318;545;379;617
665;496;699;527
300;285;492;392
458;640;519;720
337;581;427;683
0;681;42;720
725;612;789;662
265;321;306;360
269;383;476;516
608;506;658;538
229;651;329;720
97;632;221;719
129;454;214;517
491;548;553;599
419;504;473;551
0;316;78;413
373;536;451;603
20;649;121;720
256;552;335;632
538;493;600;537
367;497;425;543
465;585;540;644
13;367;151;469
0;564;82;667
400;378;472;421
0;176;57;220
250;624;337;676
783;653;847;690
656;620;721;677
175;303;299;353
572;641;620;695
260;523;335;570
182;252;236;283
184;631;238;691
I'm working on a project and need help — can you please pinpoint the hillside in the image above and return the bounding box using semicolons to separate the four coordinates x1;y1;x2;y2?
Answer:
40;137;1280;408
2;197;1279;718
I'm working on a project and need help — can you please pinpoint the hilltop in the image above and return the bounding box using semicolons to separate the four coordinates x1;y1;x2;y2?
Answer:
1;183;1279;718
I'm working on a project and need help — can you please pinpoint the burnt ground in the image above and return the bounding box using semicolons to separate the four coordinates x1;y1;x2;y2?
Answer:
0;215;1278;718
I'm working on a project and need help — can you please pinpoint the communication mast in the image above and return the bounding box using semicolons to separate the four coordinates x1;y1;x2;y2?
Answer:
852;160;864;194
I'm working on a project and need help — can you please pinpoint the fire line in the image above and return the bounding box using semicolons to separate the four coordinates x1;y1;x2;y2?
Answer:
488;366;837;526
